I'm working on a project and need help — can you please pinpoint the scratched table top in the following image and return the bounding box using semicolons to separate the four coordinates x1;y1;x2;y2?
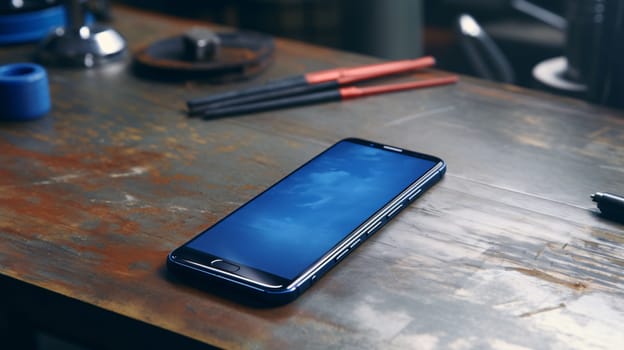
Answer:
1;5;624;350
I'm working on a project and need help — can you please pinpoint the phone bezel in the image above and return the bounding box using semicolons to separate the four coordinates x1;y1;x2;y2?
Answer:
168;138;446;301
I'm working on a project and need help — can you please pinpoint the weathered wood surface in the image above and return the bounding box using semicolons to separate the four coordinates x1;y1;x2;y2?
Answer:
1;5;624;350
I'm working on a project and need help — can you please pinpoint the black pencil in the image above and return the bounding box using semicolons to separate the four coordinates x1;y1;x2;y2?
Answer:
201;75;459;119
187;57;436;114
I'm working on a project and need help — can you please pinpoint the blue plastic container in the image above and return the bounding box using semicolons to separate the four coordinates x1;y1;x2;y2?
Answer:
0;63;51;121
0;5;65;45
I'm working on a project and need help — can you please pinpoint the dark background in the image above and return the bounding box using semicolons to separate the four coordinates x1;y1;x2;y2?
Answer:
119;0;565;89
115;0;624;109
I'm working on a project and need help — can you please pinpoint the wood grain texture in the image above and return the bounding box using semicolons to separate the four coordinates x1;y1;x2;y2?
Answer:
1;5;623;350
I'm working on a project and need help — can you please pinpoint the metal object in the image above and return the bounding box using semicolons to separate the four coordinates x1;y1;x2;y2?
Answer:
183;27;221;61
456;14;515;83
532;56;586;95
133;28;274;82
35;0;126;68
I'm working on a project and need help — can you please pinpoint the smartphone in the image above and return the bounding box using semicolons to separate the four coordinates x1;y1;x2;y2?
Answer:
167;138;446;304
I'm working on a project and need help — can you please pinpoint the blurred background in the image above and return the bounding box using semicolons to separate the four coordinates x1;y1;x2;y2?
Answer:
118;0;623;109
2;0;622;108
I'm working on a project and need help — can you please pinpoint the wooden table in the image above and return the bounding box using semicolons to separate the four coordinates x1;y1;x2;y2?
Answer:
2;5;624;350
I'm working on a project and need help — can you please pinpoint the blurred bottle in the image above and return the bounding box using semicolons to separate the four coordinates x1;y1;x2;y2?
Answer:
567;0;624;108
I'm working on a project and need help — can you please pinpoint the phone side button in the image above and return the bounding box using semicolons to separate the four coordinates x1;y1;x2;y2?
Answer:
366;220;383;235
386;204;404;218
335;248;350;262
407;188;423;201
210;259;240;272
349;238;362;249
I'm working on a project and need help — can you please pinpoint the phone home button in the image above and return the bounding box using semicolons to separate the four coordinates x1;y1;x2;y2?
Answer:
210;259;240;272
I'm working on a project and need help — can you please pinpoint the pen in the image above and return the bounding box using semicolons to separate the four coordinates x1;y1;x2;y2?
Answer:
591;192;624;223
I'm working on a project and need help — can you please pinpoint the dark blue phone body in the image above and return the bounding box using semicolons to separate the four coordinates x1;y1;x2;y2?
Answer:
167;138;446;305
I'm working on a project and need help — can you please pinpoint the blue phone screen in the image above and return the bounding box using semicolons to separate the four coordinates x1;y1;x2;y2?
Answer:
187;140;437;280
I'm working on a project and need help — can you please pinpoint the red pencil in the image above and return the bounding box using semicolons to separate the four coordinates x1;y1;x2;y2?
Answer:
187;56;436;114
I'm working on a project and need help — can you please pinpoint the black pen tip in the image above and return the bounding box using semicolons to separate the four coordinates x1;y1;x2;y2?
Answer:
591;192;606;202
